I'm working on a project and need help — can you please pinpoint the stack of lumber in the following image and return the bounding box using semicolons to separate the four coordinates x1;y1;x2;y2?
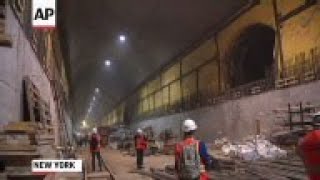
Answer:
36;133;56;158
0;122;45;180
4;121;37;133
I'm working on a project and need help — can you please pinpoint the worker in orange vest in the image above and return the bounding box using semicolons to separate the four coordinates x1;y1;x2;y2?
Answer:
90;128;102;172
298;112;320;180
134;128;148;169
175;119;211;180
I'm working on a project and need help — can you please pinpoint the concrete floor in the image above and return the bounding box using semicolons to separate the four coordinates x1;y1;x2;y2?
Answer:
84;148;175;180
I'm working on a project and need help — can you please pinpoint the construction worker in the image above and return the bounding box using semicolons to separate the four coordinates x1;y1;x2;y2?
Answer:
90;128;102;171
175;119;211;180
134;128;148;169
298;112;320;180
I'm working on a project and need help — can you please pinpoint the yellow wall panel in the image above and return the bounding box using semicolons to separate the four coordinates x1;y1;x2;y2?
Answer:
140;85;149;98
182;38;217;74
199;61;219;96
280;5;320;67
149;95;155;112
143;98;149;113
155;91;162;109
277;0;305;16
148;77;161;94
162;86;169;106
169;80;181;105
182;72;197;98
162;63;180;86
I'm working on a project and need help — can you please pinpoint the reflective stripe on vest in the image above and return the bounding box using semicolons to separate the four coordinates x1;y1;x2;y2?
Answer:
179;139;206;173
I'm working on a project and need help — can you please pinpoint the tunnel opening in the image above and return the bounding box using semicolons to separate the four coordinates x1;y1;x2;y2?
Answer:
230;24;275;87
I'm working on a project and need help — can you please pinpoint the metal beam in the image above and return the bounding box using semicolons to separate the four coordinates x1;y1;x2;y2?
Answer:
279;0;317;22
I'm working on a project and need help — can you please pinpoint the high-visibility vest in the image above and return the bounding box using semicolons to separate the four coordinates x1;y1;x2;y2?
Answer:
136;135;147;150
90;134;101;152
299;130;320;180
175;138;208;180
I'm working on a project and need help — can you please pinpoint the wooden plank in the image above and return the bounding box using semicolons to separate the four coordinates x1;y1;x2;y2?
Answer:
0;34;11;47
235;158;307;180
4;122;37;133
86;172;111;178
248;166;290;180
249;161;305;173
0;145;37;152
38;134;54;140
0;151;39;156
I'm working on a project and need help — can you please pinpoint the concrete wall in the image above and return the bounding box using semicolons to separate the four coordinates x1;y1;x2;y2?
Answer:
131;80;320;143
0;8;57;129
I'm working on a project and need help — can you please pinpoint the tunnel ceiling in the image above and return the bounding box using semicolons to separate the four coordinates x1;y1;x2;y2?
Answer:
60;0;250;122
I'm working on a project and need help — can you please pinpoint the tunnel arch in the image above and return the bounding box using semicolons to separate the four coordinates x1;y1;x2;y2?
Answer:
229;23;276;87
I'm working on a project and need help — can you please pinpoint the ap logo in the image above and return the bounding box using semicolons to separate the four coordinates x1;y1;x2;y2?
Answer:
32;0;56;29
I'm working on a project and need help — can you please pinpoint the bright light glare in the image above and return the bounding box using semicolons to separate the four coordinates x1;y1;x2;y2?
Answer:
95;88;100;93
82;120;87;127
105;60;111;67
119;35;126;42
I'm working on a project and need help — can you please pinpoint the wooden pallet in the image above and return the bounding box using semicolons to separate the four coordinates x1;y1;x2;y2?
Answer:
231;91;241;99
276;76;299;88
6;167;45;180
0;144;37;152
302;70;316;82
250;86;262;95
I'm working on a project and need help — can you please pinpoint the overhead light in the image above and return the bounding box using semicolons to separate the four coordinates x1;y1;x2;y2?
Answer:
95;88;100;93
82;120;87;127
93;96;96;101
119;35;126;42
105;60;111;67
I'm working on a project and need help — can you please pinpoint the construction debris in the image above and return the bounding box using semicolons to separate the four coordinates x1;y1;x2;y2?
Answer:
218;135;287;161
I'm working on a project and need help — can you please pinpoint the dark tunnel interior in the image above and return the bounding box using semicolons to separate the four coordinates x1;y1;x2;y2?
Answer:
231;24;276;87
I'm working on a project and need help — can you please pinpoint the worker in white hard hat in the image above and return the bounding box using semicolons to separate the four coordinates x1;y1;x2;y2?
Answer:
90;127;102;171
175;119;211;180
134;128;148;169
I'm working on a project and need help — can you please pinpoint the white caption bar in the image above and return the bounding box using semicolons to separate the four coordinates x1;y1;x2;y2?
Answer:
32;160;82;172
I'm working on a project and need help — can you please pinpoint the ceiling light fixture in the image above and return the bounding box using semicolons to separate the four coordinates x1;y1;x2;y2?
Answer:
105;60;111;67
119;35;126;42
82;120;87;127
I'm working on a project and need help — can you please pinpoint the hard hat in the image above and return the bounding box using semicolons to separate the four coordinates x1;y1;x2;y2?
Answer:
137;128;143;134
92;128;97;133
183;119;197;132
